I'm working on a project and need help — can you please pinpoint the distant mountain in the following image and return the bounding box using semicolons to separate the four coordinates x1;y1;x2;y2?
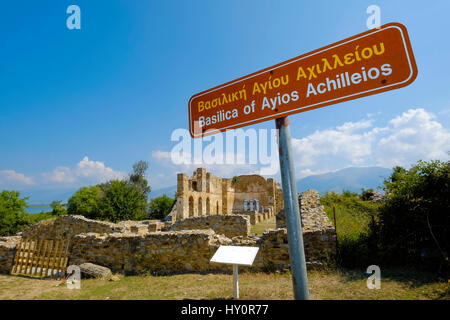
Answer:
149;185;177;199
20;166;391;204
297;167;392;194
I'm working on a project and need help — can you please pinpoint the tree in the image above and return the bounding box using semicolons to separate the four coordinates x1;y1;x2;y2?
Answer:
0;190;29;236
361;188;375;201
67;161;153;223
50;200;67;216
98;180;148;222
129;160;151;200
67;181;148;222
67;185;102;219
375;160;449;269
149;195;175;220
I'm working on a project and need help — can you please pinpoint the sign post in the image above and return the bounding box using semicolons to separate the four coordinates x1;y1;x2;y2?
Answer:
233;264;239;299
276;116;309;299
210;246;260;299
191;22;417;300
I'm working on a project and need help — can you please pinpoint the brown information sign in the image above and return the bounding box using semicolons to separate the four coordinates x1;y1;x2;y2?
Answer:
189;22;418;138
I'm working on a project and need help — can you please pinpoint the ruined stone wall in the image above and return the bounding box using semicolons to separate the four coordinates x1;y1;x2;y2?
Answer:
0;237;20;273
1;226;334;275
20;215;127;240
246;209;275;225
276;190;334;232
275;190;337;262
67;227;333;274
259;228;336;269
0;189;336;275
166;214;251;238
177;168;224;219
230;175;271;213
69;230;233;274
176;168;284;220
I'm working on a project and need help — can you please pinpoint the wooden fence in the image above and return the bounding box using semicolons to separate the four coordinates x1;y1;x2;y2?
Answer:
10;238;70;280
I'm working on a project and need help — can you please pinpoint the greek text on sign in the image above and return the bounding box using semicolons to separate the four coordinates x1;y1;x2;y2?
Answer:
188;22;418;138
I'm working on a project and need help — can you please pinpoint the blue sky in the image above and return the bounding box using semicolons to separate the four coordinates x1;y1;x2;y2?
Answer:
1;0;449;203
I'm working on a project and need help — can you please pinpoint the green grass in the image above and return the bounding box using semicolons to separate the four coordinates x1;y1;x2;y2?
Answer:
250;217;276;235
320;192;382;268
0;268;447;300
321;192;379;241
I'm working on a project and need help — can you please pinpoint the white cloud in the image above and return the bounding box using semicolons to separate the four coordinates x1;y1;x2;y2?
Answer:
0;170;34;186
43;156;126;185
292;108;450;173
291;118;375;166
376;108;450;167
148;108;450;188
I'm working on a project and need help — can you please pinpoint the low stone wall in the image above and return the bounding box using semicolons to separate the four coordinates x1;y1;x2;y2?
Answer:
21;215;127;240
246;209;275;225
67;228;333;274
275;190;337;263
0;237;21;273
69;230;233;274
0;191;336;275
259;228;336;268
130;220;165;234
165;215;251;238
276;190;335;232
0;228;335;275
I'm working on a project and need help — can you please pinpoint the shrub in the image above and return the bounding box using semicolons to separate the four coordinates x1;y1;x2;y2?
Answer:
321;191;380;268
375;160;449;271
67;185;102;219
67;180;148;222
98;180;148;222
149;195;175;219
50;200;67;216
0;190;29;236
361;188;375;201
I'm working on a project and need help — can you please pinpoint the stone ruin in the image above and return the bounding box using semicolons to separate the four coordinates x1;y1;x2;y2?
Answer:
174;168;283;222
0;169;336;275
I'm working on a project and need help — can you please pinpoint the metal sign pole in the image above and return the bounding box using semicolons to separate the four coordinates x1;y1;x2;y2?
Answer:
233;264;239;299
276;116;310;300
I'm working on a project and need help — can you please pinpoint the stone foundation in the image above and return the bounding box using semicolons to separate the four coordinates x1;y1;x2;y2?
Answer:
69;230;233;274
0;236;21;273
21;215;127;240
1;190;336;275
276;190;336;232
165;214;251;238
247;208;275;225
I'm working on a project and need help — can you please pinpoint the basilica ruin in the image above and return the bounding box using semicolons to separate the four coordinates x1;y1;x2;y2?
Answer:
0;168;337;276
175;168;284;220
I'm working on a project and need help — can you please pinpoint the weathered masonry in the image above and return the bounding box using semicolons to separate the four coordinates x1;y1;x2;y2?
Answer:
176;168;284;220
0;189;336;275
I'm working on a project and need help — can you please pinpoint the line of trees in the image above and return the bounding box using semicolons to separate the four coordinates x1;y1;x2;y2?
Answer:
67;160;175;222
0;161;176;235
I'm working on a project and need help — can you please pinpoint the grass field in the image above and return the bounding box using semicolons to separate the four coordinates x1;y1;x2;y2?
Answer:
250;217;276;235
0;268;448;300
